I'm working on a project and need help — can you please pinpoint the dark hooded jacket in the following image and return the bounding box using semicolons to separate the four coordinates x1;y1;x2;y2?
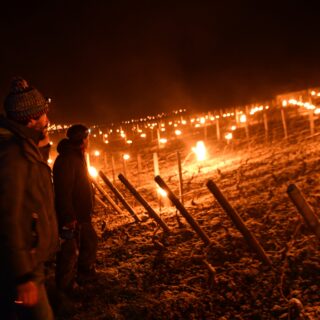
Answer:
0;116;59;284
53;138;94;228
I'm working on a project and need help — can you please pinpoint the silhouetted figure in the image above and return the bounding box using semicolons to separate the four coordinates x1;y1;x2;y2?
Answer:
53;124;97;300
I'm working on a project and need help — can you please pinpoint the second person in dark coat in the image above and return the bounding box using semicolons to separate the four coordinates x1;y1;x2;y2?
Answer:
53;124;97;296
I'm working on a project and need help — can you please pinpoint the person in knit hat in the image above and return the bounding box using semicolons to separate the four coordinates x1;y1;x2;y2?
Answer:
0;77;58;320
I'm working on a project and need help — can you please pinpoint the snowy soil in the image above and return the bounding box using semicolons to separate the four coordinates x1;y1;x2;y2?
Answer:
54;131;320;320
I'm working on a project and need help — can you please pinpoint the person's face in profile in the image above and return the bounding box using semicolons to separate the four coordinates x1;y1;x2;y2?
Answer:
27;113;49;134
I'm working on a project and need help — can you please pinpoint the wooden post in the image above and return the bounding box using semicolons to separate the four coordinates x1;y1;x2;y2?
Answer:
156;128;161;148
111;154;116;184
99;171;140;223
95;194;110;211
287;184;320;240
122;156;127;178
281;107;288;139
155;175;211;246
235;108;239;125
153;152;162;208
204;124;208;141
245;105;250;140
216;118;221;141
137;153;142;186
118;174;170;233
86;152;91;168
308;89;315;136
177;151;184;205
309;109;315;136
206;179;272;265
263;111;269;142
153;152;160;177
91;179;124;216
103;151;108;170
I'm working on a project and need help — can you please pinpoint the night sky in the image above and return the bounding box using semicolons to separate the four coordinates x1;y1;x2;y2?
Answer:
0;1;319;124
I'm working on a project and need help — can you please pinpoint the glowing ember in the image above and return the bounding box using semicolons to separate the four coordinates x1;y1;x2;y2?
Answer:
94;150;100;156
140;133;147;138
175;129;182;136
225;132;233;140
157;187;167;197
239;114;247;123
88;166;98;178
192;141;206;161
123;154;130;160
159;138;167;144
126;140;133;144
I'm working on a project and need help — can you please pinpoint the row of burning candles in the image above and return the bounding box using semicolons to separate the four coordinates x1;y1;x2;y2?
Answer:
86;140;207;199
47;90;320;159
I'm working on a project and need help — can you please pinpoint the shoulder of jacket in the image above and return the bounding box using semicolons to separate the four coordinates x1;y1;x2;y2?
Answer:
0;127;14;140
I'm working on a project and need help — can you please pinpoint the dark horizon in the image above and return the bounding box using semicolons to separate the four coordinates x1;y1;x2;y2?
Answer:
1;1;319;125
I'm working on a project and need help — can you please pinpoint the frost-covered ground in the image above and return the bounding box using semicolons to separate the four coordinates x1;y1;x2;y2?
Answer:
53;125;320;320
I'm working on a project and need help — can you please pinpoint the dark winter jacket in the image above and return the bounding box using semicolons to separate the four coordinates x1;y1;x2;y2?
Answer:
53;138;94;228
0;116;59;285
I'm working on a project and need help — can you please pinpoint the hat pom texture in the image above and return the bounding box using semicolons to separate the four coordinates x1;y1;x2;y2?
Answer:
4;77;49;122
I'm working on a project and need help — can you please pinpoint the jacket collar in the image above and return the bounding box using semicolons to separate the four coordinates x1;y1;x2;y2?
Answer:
0;115;48;165
0;115;42;145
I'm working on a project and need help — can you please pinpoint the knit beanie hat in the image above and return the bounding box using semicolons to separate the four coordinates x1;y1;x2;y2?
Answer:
4;77;49;122
67;124;89;142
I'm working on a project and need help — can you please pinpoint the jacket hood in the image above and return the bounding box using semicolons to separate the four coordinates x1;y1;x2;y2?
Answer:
57;138;83;155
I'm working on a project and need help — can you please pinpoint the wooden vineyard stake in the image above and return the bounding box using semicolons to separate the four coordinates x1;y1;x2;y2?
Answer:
287;184;320;240
245;105;250;140
216;118;221;141
137;153;142;186
95;194;110;211
86;152;91;168
153;152;165;209
309;109;315;136
157;128;161;149
111;154;116;184
177;151;184;205
99;170;140;223
206;180;272;266
103;151;108;170
91;179;124;216
122;156;127;178
153;152;160;176
118;174;170;234
204;124;208;141
263;111;269;142
155;175;211;246
281;107;288;139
